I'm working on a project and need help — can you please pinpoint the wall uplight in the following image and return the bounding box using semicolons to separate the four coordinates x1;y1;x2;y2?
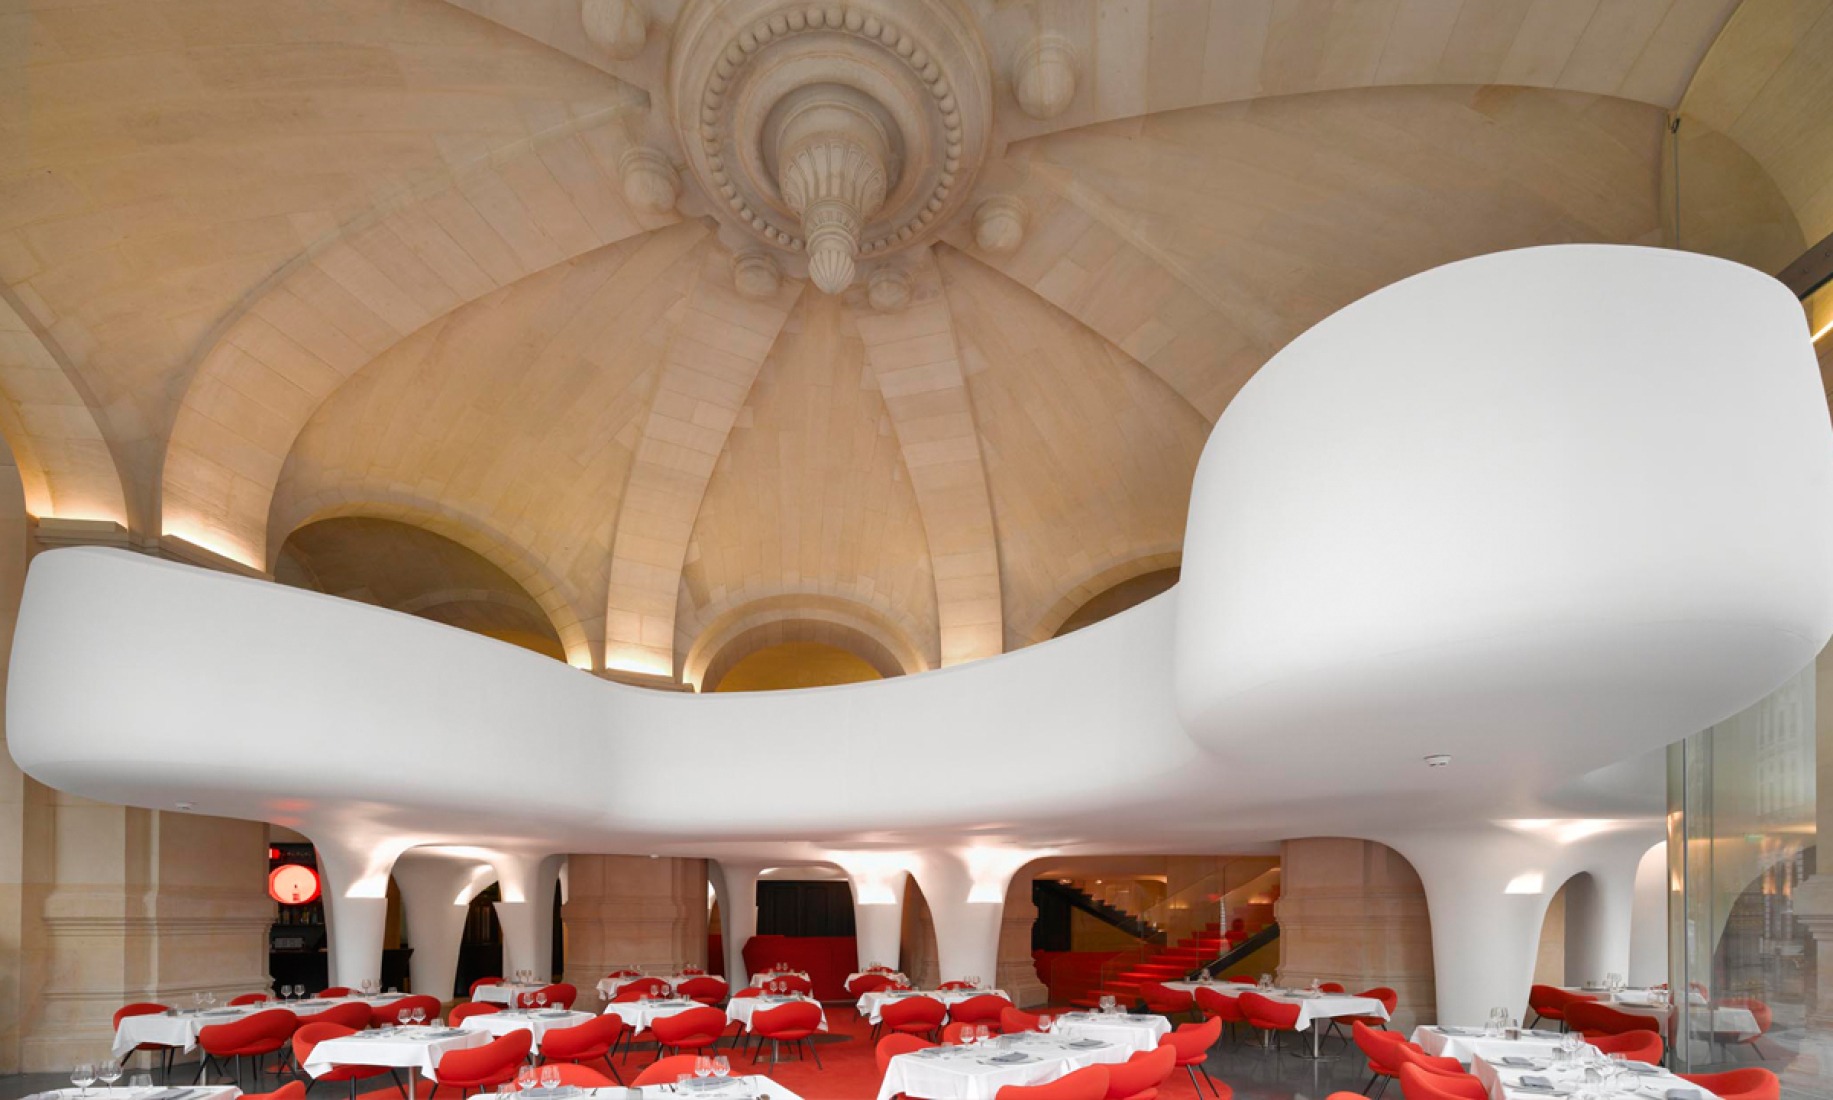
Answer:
1504;872;1546;895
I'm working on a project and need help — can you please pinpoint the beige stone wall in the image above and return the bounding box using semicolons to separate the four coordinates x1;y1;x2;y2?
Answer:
1533;881;1570;986
997;873;1047;1007
1276;837;1437;1030
0;441;36;1072
562;856;707;997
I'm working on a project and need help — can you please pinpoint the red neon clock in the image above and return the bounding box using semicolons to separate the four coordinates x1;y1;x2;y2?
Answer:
268;863;322;905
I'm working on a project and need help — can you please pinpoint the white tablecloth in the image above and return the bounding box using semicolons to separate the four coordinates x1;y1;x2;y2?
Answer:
602;998;702;1031
474;983;546;1006
303;1027;488;1081
1558;989;1759;1040
747;971;809;988
875;1034;1129;1100
606;1076;806;1099
29;1088;240;1100
857;989;1010;1025
1412;1026;1574;1063
848;971;907;987
597;974;706;999
1050;1012;1171;1055
726;996;827;1032
1163;983;1386;1032
1472;1052;1721;1100
112;1007;258;1058
457;1009;593;1049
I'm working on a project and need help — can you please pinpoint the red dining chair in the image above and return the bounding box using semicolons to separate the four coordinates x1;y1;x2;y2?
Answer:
650;1005;730;1059
1236;991;1300;1050
1103;1044;1177;1100
292;1022;401;1100
995;1065;1110;1100
850;973;896;996
1679;1068;1780;1100
1159;1018;1224;1098
372;994;442;1029
114;1003;179;1083
447;1002;499;1026
196;1008;298;1090
1000;1007;1044;1033
545;1065;615;1088
1399;1064;1487;1100
1592;1029;1664;1065
1327;987;1397;1044
950;993;1014;1028
1193;987;1246;1045
1138;982;1197;1021
536;983;578;1009
606;970;641;980
316;987;353;998
538;1013;627;1084
632;1055;704;1088
880;996;946;1044
1530;985;1599;1030
230;993;271;1006
297;1002;373;1031
1393;1043;1464;1077
1566;1001;1660;1039
733;986;765;998
940;1022;974;1044
677;977;729;1006
428;1029;532;1099
1716;997;1774;1057
1327;1095;1375;1100
468;977;503;997
750;1000;824;1069
939;980;975;991
1353;1020;1406;1098
241;1083;306;1100
1318;983;1346;994
876;1033;935;1073
612;977;672;1001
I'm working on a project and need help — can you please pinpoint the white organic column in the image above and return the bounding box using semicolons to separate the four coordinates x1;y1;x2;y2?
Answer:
713;861;765;986
393;851;493;1000
494;853;566;981
1385;831;1554;1025
832;858;909;972
1628;842;1668;988
912;850;1033;985
314;835;406;989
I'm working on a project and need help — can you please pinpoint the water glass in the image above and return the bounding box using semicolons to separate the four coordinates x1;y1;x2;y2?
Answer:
496;1084;515;1100
517;1066;539;1092
540;1065;560;1090
712;1056;730;1079
1038;1014;1053;1034
398;1009;412;1026
694;1056;713;1079
130;1074;153;1090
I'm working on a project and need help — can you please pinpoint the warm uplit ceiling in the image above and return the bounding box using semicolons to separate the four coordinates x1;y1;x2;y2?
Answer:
3;0;1829;689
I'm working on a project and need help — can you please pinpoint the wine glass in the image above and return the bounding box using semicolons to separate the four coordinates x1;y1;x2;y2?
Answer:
496;1084;515;1100
412;1007;426;1025
1038;1014;1053;1034
398;1009;412;1026
72;1062;95;1097
129;1075;153;1090
695;1055;712;1080
535;992;547;1009
713;1056;730;1080
517;1066;539;1093
98;1059;121;1089
540;1065;560;1091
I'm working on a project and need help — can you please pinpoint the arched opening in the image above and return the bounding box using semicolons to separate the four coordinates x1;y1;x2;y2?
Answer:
275;517;567;661
713;641;885;692
1052;567;1181;638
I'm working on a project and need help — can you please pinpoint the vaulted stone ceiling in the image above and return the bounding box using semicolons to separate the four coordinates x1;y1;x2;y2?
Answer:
4;0;1829;687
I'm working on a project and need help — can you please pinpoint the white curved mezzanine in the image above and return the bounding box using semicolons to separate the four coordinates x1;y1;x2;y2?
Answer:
9;245;1831;1024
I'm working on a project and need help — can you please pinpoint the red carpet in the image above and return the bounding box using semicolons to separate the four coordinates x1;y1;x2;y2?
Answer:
323;1008;1221;1100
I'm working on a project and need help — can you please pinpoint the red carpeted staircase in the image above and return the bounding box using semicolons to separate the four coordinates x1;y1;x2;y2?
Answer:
1056;923;1224;1008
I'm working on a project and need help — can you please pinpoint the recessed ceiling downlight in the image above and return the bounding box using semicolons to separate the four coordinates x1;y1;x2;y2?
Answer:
1424;755;1451;768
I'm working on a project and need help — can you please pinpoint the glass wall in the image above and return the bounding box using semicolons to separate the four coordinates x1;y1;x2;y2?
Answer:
1668;661;1818;1083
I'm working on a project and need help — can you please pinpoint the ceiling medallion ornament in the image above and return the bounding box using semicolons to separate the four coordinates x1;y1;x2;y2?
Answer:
669;0;994;294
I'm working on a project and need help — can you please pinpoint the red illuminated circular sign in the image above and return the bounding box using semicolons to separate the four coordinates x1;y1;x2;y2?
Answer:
269;864;321;905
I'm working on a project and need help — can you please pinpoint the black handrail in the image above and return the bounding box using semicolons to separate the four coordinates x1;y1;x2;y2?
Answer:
1033;880;1166;945
1188;921;1280;978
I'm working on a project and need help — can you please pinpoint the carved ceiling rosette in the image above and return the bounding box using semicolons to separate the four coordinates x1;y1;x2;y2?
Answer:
668;0;994;294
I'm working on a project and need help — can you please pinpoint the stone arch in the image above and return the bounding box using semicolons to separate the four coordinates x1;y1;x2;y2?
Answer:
271;497;596;670
680;594;931;691
1023;550;1183;645
700;623;906;693
0;290;130;527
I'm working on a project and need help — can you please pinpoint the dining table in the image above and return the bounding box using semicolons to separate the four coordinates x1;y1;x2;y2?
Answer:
19;1088;241;1100
472;982;548;1006
1411;1024;1576;1063
1558;988;1759;1041
601;997;703;1031
596;974;707;999
502;1078;803;1100
301;1024;487;1100
456;1008;594;1049
1164;981;1388;1058
1470;1048;1722;1100
856;988;1010;1025
1047;1011;1171;1055
725;994;827;1032
875;1032;1133;1100
111;996;409;1060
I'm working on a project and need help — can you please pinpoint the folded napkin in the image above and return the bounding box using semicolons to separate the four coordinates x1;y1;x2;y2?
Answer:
1623;1062;1660;1074
1438;1026;1476;1036
988;1052;1032;1064
914;1047;948;1057
1067;1039;1107;1049
1665;1091;1700;1100
1519;1076;1555;1090
1501;1057;1538;1068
